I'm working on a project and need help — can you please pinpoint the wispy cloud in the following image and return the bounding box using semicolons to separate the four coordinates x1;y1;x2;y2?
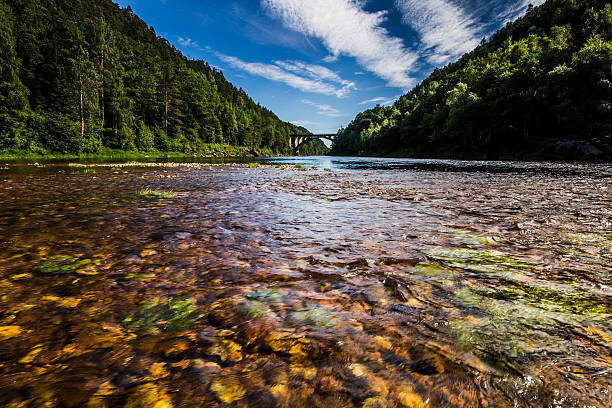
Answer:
494;0;546;24
217;54;354;98
230;3;316;50
261;0;418;89
177;36;199;48
322;55;339;63
292;120;316;127
359;96;397;106
395;0;546;66
274;60;356;92
301;99;342;117
395;0;481;65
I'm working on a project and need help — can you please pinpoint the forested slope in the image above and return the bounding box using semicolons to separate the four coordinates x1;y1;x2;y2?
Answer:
332;0;611;160
0;0;327;155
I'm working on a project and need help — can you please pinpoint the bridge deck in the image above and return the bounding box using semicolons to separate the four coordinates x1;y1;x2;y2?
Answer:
290;134;336;138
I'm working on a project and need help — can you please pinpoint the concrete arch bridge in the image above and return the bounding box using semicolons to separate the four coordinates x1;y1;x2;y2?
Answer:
290;134;335;154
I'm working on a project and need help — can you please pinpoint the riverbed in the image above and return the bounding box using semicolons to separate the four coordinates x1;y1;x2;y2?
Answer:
0;157;610;407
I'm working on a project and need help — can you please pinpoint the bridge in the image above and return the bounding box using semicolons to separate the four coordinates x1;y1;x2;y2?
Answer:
290;134;335;154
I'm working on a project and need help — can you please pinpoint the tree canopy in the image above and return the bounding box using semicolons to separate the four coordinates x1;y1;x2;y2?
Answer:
332;0;611;159
0;0;329;155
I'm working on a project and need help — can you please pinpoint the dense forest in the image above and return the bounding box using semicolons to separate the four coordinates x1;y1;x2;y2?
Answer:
332;0;611;160
0;0;328;156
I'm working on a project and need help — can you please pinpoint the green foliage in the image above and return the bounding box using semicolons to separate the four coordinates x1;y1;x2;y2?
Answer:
0;0;301;155
332;0;612;157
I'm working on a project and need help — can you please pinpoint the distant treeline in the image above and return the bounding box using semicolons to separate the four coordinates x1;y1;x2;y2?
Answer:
0;0;328;155
332;0;611;159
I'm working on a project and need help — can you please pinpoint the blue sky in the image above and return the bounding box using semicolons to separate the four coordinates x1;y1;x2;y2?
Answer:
115;0;543;135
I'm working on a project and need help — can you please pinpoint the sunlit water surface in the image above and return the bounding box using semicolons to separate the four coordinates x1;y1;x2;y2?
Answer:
0;157;610;407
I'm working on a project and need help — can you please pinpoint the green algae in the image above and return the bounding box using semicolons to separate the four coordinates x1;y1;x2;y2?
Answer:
123;297;200;332
246;288;282;302
239;300;272;319
138;188;177;199
562;232;612;248
447;228;499;246
453;288;570;359
452;282;612;364
426;247;530;274
32;255;90;276
294;304;335;328
468;284;612;315
412;261;460;277
239;290;282;318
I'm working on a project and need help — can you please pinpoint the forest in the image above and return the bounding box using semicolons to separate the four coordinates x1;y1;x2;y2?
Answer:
331;0;611;160
0;0;328;156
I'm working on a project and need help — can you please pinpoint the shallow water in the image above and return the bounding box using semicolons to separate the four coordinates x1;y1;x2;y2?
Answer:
0;158;610;407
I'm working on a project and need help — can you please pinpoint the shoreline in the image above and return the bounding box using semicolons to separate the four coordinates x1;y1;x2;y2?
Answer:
0;145;277;163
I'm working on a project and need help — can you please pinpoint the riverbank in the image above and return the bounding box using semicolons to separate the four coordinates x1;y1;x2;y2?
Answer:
359;139;612;163
0;144;275;163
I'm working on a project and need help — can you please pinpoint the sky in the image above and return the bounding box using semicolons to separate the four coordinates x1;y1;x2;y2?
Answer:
114;0;544;135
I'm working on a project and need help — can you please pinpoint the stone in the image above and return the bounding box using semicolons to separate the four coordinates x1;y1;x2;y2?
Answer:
210;375;246;403
0;325;22;340
123;383;173;408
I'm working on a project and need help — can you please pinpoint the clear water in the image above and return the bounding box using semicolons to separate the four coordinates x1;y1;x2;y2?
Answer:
0;158;610;407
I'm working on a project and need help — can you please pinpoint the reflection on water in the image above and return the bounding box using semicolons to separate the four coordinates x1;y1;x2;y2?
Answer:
0;158;610;407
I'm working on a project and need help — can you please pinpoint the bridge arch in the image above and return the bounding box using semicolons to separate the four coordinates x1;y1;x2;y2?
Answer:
290;134;335;154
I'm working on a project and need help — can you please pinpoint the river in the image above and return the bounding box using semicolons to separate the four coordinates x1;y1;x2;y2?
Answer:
0;157;610;407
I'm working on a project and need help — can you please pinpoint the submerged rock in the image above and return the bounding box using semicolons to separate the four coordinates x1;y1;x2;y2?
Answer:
293;304;336;328
32;255;90;275
210;375;246;404
426;247;529;275
0;325;22;340
122;297;200;332
123;383;173;408
549;139;610;161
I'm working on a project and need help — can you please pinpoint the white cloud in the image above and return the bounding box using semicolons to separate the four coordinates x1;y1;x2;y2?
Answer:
177;36;199;48
322;54;339;63
261;0;418;89
495;0;546;24
178;37;200;48
274;60;356;92
217;54;354;98
359;96;397;106
292;120;316;127
301;99;342;117
395;0;481;65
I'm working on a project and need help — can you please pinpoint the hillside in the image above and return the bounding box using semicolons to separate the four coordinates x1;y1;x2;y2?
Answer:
0;0;328;156
331;0;611;161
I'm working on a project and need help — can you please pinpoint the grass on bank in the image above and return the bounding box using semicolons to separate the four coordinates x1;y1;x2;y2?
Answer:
0;145;276;163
